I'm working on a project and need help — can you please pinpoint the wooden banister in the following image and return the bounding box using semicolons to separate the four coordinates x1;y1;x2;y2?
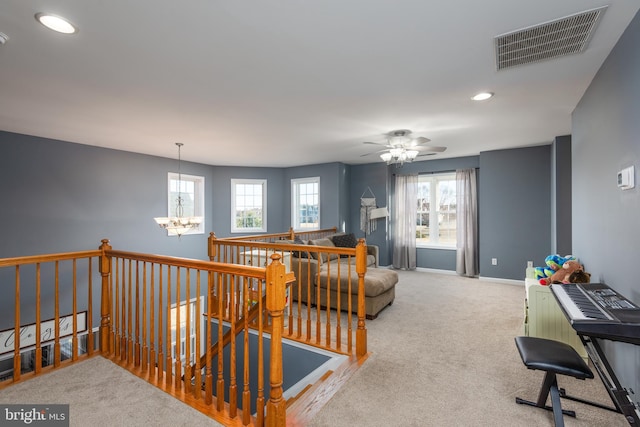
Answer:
266;254;287;427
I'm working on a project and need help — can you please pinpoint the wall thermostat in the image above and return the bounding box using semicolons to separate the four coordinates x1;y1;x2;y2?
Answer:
617;165;635;190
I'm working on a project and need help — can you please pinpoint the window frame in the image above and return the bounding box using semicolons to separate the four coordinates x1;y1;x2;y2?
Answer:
166;172;205;237
291;177;320;231
231;178;267;233
416;173;456;249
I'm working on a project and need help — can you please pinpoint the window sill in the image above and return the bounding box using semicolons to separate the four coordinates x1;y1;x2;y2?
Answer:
416;244;456;251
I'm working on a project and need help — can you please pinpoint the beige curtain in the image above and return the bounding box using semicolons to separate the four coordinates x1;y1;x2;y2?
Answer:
392;174;418;270
455;169;478;277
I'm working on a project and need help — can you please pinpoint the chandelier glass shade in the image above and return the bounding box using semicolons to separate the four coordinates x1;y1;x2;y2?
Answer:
380;148;419;165
154;143;203;237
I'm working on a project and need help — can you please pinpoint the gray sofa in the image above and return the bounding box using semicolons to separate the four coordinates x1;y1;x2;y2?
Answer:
289;234;398;319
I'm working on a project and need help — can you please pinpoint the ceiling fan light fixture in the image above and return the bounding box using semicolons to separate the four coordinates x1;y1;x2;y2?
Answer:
389;147;403;157
472;92;494;101
406;150;419;160
35;13;77;34
380;152;393;163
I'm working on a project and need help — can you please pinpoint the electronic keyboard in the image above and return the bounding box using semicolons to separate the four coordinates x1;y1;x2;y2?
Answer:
550;283;640;346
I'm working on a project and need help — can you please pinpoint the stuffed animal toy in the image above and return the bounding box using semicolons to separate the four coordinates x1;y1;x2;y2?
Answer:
568;270;591;284
541;260;584;285
534;254;576;281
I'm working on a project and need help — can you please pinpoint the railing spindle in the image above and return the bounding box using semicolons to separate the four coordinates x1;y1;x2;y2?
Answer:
54;261;61;366
184;268;191;393
165;267;172;387
142;261;148;372
134;260;140;367
242;276;251;426
35;263;42;374
72;259;78;361
13;266;21;382
174;267;181;391
157;264;164;383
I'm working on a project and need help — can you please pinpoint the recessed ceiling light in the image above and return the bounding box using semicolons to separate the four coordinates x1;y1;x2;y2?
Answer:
35;13;77;34
472;92;494;101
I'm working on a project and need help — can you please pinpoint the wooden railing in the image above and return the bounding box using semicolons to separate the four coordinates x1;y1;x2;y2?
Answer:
208;228;369;359
0;240;299;426
0;250;102;384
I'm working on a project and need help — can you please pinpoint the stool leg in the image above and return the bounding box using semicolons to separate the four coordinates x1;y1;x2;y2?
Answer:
535;371;555;407
515;371;576;420
548;376;564;427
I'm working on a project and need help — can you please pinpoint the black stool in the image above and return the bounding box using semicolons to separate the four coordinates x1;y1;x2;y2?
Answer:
515;336;594;427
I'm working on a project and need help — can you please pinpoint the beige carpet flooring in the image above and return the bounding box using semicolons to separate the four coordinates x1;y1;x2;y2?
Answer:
0;270;630;426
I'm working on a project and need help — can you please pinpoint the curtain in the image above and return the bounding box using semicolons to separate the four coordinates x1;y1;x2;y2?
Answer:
455;169;479;277
392;174;418;270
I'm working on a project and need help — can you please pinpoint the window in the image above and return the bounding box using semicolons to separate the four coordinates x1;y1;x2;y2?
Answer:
416;173;456;247
167;172;205;236
231;179;266;233
291;177;320;230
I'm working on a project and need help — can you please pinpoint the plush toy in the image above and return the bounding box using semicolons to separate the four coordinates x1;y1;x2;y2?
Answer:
534;254;576;281
540;260;584;285
568;270;591;284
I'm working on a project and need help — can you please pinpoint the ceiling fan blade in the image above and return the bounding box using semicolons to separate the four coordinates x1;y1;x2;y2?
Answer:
363;141;388;146
360;148;388;157
416;152;437;158
417;145;447;153
413;136;432;145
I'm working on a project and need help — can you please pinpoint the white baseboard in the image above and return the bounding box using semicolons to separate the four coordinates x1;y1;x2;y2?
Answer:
379;267;524;285
478;276;524;286
415;267;458;275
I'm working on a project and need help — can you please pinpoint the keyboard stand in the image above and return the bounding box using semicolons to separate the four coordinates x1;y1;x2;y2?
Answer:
579;335;640;424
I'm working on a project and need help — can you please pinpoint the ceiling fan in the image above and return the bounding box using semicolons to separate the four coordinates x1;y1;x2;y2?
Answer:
361;129;447;165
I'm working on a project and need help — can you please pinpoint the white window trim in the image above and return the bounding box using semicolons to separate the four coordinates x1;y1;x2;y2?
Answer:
231;178;267;233
416;173;456;249
291;177;320;231
167;172;205;236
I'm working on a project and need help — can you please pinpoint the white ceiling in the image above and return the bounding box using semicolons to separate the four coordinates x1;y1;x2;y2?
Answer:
1;1;638;167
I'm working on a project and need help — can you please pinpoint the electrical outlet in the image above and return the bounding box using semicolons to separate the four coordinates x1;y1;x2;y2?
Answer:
491;258;498;266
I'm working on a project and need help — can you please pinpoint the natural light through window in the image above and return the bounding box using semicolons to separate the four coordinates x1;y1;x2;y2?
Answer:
291;177;320;230
416;173;456;247
167;172;204;236
231;179;266;233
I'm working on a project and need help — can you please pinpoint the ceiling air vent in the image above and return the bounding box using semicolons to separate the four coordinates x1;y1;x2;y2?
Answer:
495;6;608;70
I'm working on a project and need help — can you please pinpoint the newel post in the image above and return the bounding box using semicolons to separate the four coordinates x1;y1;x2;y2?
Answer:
99;239;113;354
266;254;286;427
208;232;217;260
355;239;368;358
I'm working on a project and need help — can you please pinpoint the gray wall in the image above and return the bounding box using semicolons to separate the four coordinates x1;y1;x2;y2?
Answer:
479;146;552;280
348;162;390;264
551;135;572;255
572;10;640;407
2;131;213;259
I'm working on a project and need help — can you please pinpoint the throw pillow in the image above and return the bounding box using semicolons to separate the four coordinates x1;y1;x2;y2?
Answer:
309;238;338;263
292;236;309;258
331;233;358;248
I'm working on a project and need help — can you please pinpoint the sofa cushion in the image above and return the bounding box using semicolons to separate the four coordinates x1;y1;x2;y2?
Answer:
291;235;309;258
309;238;338;263
322;267;398;297
336;255;376;267
331;233;358;249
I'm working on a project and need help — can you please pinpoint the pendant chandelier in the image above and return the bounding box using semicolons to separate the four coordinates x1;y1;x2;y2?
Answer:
154;143;203;237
